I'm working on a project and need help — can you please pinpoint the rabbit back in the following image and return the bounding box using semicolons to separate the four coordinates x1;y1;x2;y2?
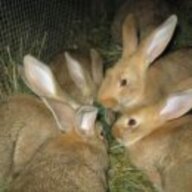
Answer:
165;159;192;192
0;94;58;182
8;131;108;192
144;48;192;104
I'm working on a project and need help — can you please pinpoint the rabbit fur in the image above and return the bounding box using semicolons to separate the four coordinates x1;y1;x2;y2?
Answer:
0;55;109;192
112;81;192;192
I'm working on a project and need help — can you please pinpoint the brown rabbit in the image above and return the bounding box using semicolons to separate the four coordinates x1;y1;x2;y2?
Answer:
0;55;108;192
8;101;108;192
50;49;115;125
50;48;103;105
98;14;192;112
111;0;171;44
112;84;192;192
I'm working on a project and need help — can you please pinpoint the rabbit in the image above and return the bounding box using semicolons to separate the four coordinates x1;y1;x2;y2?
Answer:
8;101;108;192
112;83;192;192
50;48;115;125
49;48;103;105
98;14;192;112
111;0;171;44
0;55;109;192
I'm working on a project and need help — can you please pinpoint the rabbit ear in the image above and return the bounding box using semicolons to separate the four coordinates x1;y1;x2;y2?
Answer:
139;15;177;69
43;98;76;132
90;49;103;87
76;106;98;136
23;55;79;109
160;90;192;121
122;14;138;57
23;55;59;98
65;52;89;90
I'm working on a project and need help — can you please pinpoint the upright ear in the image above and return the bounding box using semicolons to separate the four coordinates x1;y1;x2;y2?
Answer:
90;49;103;88
76;106;98;136
139;15;177;69
160;90;192;121
65;52;89;91
122;14;138;58
22;55;64;98
22;55;79;109
43;98;76;132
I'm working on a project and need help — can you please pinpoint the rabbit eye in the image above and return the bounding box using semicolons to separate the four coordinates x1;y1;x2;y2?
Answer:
100;130;104;137
96;123;105;140
128;118;136;126
120;79;127;86
98;129;106;140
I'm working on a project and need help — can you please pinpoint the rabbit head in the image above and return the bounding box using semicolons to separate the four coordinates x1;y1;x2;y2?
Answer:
98;14;177;111
22;55;95;130
112;87;192;147
51;48;103;105
51;49;115;126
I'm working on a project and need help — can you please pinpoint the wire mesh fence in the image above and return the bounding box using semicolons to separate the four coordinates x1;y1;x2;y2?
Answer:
0;0;113;99
0;0;111;61
1;0;192;192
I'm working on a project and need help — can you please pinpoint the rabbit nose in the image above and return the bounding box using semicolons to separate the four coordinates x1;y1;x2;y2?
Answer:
100;98;118;108
112;125;122;140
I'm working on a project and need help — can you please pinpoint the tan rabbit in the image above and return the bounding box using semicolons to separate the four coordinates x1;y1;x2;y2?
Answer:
0;55;108;192
8;102;108;192
50;49;116;125
112;85;192;192
98;14;192;112
111;0;171;44
50;48;103;105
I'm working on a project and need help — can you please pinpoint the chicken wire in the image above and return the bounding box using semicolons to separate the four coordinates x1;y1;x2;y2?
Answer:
0;0;111;62
1;1;191;192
